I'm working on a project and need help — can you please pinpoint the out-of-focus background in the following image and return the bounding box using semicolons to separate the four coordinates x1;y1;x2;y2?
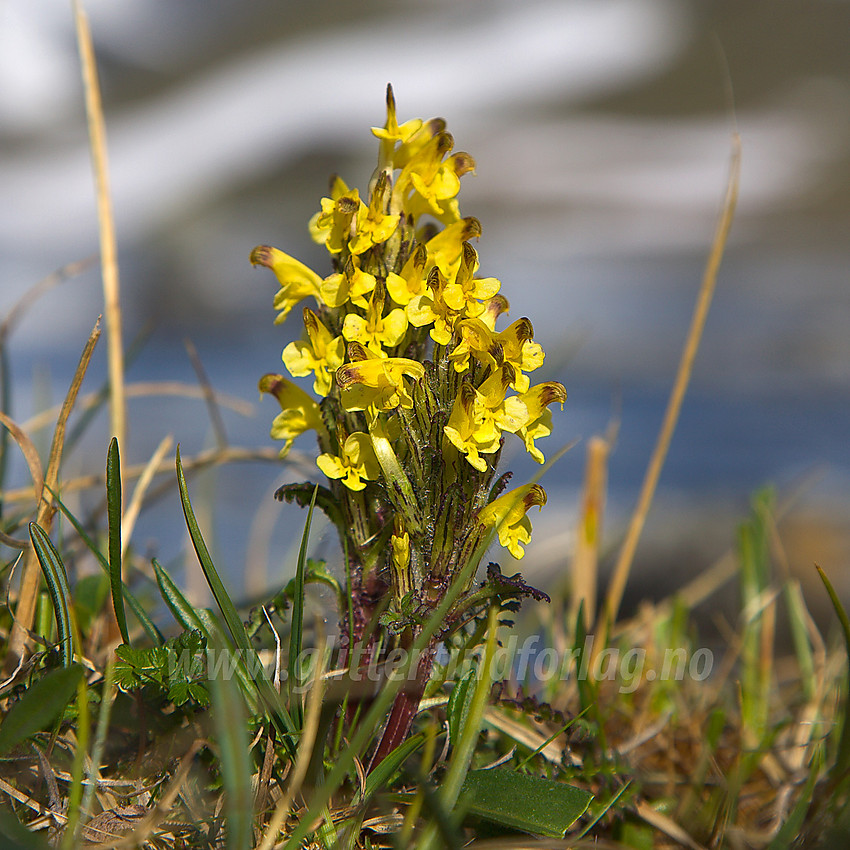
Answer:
2;0;849;617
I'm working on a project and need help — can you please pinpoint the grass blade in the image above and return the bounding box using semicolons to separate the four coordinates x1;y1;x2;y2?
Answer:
288;484;318;728
106;437;129;644
209;649;254;850
816;564;850;786
175;446;297;752
175;445;250;657
0;664;84;756
49;486;162;645
28;522;75;666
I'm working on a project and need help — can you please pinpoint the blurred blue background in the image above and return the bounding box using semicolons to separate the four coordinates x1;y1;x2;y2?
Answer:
2;0;849;614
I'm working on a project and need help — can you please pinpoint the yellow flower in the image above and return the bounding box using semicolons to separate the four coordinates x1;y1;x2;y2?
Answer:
258;373;325;457
320;255;376;309
443;373;511;472
449;316;543;391
386;244;428;307
479;294;510;330
448;317;503;375
407;267;460;345
443;242;500;315
477;484;547;560
309;181;361;254
372;84;423;163
499;381;567;463
443;388;500;472
281;308;345;396
424;217;481;280
496;318;545;392
395;129;475;224
342;289;408;356
250;245;323;324
316;432;381;492
336;343;425;411
348;172;400;255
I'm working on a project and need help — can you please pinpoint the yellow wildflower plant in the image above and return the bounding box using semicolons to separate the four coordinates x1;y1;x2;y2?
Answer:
253;86;567;768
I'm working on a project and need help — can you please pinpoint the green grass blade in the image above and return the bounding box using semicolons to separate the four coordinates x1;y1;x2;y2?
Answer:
106;437;130;644
175;447;298;752
152;557;212;635
361;732;425;804
458;768;593;837
288;484;318;729
151;558;258;711
49;486;162;645
816;565;850;784
0;664;84;756
175;445;252;659
209;649;255;850
28;522;75;666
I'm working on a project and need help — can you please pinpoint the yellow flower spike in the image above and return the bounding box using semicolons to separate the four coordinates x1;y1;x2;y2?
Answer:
443;382;503;472
250;245;323;324
477;484;547;560
342;288;408;355
258;373;326;457
281;308;345;396
349;171;401;255
316;432;381;492
498;381;567;462
386;244;428;307
443;241;501;314
336;343;425;411
320;255;377;309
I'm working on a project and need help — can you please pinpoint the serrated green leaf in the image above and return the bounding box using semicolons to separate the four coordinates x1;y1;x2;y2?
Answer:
28;522;75;666
106;437;130;645
0;665;84;756
459;769;592;837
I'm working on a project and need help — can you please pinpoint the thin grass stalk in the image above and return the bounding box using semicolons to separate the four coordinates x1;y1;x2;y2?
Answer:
79;656;117;828
595;135;741;649
73;0;126;452
6;319;101;667
121;434;173;557
62;676;90;850
569;435;609;631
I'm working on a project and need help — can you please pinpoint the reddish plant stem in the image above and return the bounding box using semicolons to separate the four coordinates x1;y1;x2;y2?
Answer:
367;644;435;773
